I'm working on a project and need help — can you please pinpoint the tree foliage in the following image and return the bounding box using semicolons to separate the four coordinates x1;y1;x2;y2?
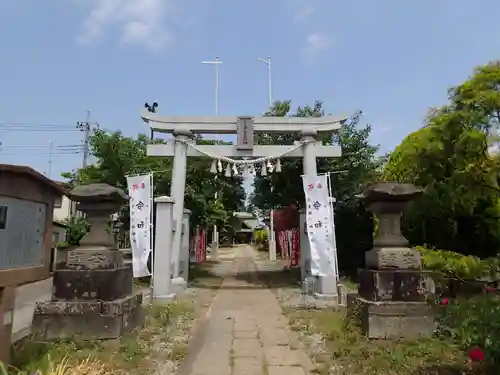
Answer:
62;130;245;232
250;100;381;274
383;61;500;257
250;101;381;212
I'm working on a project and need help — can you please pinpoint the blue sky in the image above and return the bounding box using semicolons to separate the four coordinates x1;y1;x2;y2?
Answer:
1;0;500;182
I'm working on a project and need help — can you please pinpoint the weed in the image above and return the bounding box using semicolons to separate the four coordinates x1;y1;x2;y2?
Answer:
285;308;471;375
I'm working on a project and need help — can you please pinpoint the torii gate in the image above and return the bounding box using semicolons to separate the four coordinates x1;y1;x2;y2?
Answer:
142;110;346;296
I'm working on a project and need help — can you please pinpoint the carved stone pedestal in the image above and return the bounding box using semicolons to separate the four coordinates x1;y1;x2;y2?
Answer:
348;294;435;339
33;293;143;340
349;182;435;339
32;184;144;340
52;265;132;301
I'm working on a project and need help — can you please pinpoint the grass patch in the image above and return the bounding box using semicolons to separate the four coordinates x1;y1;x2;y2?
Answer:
285;308;472;375
10;301;194;375
189;265;218;280
2;355;117;375
188;264;223;290
339;277;357;291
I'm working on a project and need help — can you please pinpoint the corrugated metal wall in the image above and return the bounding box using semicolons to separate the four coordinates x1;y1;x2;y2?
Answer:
0;196;46;270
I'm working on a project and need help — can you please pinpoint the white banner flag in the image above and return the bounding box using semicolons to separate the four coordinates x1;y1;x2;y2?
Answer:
302;174;336;277
127;174;152;278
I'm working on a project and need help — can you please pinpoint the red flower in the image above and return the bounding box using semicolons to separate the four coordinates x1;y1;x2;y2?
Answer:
486;286;495;293
468;347;485;362
439;297;449;305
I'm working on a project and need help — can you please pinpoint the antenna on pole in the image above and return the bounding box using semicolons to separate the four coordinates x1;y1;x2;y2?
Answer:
145;102;158;141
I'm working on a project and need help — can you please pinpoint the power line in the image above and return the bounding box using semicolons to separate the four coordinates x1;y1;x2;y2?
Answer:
0;122;78;132
0;144;83;148
0;151;83;155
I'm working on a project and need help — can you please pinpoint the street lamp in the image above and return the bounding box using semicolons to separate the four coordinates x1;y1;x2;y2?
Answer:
256;56;276;259
201;57;222;116
201;56;223;260
256;56;273;108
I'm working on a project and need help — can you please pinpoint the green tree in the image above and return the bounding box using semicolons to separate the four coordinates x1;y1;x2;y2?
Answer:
63;216;90;246
250;100;381;274
251;101;381;212
383;61;500;257
62;130;245;232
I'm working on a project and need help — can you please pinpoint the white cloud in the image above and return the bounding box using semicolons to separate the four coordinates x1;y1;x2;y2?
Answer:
303;32;330;61
290;0;315;22
76;0;174;51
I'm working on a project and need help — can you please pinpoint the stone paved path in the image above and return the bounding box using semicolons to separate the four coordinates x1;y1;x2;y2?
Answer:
179;245;312;375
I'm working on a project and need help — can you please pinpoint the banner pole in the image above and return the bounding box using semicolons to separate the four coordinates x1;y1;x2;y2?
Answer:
327;172;340;282
149;173;154;290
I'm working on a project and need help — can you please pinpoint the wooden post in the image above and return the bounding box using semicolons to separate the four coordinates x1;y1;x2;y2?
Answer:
0;286;15;365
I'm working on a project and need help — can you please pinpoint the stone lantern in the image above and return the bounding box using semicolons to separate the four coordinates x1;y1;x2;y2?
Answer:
33;183;143;340
348;182;435;339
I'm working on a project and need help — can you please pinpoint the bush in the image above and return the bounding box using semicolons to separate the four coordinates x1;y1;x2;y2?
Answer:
63;217;90;246
418;246;500;280
436;293;500;366
253;229;268;246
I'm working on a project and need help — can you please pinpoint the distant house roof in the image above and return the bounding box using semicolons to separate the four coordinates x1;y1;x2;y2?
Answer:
232;212;259;231
0;164;65;195
242;219;259;230
233;212;255;219
54;181;72;192
53;220;68;228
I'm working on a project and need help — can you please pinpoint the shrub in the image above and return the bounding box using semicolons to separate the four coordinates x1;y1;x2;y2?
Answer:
253;229;268;246
63;217;90;246
417;246;500;280
435;293;500;366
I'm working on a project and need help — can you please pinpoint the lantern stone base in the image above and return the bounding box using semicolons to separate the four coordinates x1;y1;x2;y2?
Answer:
347;294;435;339
358;269;435;302
53;266;133;301
365;247;421;269
32;293;143;340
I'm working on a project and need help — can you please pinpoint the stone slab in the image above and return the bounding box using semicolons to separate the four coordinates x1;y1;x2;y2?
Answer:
234;320;258;331
259;328;290;346
365;247;421;269
348;295;435;339
268;366;305;375
32;293;143;340
234;330;258;339
53;266;132;301
233;358;264;375
233;338;263;358
264;346;301;366
66;249;124;269
358;269;433;302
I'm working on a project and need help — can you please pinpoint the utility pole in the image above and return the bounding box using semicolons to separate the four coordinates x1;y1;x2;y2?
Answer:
76;110;98;168
47;140;53;178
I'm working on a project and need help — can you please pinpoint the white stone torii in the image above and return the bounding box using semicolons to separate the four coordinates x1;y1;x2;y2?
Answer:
143;110;346;297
